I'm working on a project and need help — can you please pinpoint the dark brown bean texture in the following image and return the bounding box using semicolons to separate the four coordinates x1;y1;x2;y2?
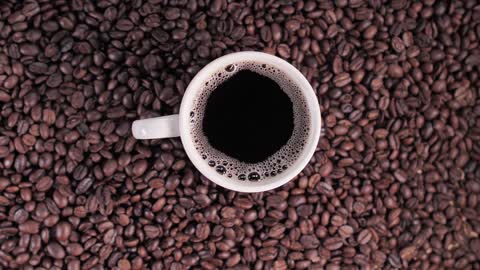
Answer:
0;1;478;270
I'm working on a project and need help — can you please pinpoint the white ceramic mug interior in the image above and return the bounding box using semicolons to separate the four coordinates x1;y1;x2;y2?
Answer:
132;51;321;192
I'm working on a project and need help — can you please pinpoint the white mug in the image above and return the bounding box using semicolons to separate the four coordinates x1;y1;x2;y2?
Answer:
132;52;321;192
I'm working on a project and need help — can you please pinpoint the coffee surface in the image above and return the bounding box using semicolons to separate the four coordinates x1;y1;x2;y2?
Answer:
203;69;294;163
190;62;310;181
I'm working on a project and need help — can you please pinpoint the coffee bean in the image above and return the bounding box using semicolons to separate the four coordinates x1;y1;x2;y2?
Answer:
58;17;74;30
195;223;210;240
46;242;66;259
260;26;272;42
319;161;333;177
66;243;84;256
70;92;85;109
0;90;11;102
285;19;301;32
46;73;62;88
3;75;19;89
35;176;54;192
333;73;351;87
277;44;290;59
144;225;161;238
19;43;39;56
13;208;28;223
394;170;408;183
432;80;447;93
258;247;278;261
77;177;93;194
324;237;343;250
133;160;148;176
363;25;378;39
103;228;116;244
357;229;372;245
400;245;417;261
22;2;39;17
331;214;345;226
165;8;181;20
118;259;132;270
267;224;285;239
103;160;118;177
338;225;354;238
300;235;320;249
172;29;187;40
388;64;404;78
19;220;40;234
15;253;30;265
116;19;134;31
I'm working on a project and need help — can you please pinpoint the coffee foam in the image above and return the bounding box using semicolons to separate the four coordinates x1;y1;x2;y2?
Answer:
189;62;311;181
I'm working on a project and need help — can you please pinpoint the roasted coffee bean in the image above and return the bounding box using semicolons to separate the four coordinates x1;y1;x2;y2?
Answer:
357;229;372;245
399;245;417;261
332;73;351;87
35;176;53;192
338;225;354;239
19;220;40;234
324;237;343;250
54;222;72;242
46;242;66;259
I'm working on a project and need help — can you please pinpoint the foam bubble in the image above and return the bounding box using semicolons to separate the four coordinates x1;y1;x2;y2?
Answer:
190;61;311;181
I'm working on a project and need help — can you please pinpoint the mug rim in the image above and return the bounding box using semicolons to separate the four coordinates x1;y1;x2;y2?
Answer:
179;51;321;192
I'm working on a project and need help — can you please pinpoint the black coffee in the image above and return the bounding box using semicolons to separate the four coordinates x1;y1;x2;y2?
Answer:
202;70;294;163
190;62;310;181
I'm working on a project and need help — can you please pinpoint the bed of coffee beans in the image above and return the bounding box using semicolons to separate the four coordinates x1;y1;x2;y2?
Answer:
0;0;479;269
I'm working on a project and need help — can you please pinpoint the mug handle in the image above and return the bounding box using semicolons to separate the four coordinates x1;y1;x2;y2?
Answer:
132;115;180;139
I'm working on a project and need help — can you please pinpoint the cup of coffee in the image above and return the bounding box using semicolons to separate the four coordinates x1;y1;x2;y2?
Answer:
132;51;321;192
